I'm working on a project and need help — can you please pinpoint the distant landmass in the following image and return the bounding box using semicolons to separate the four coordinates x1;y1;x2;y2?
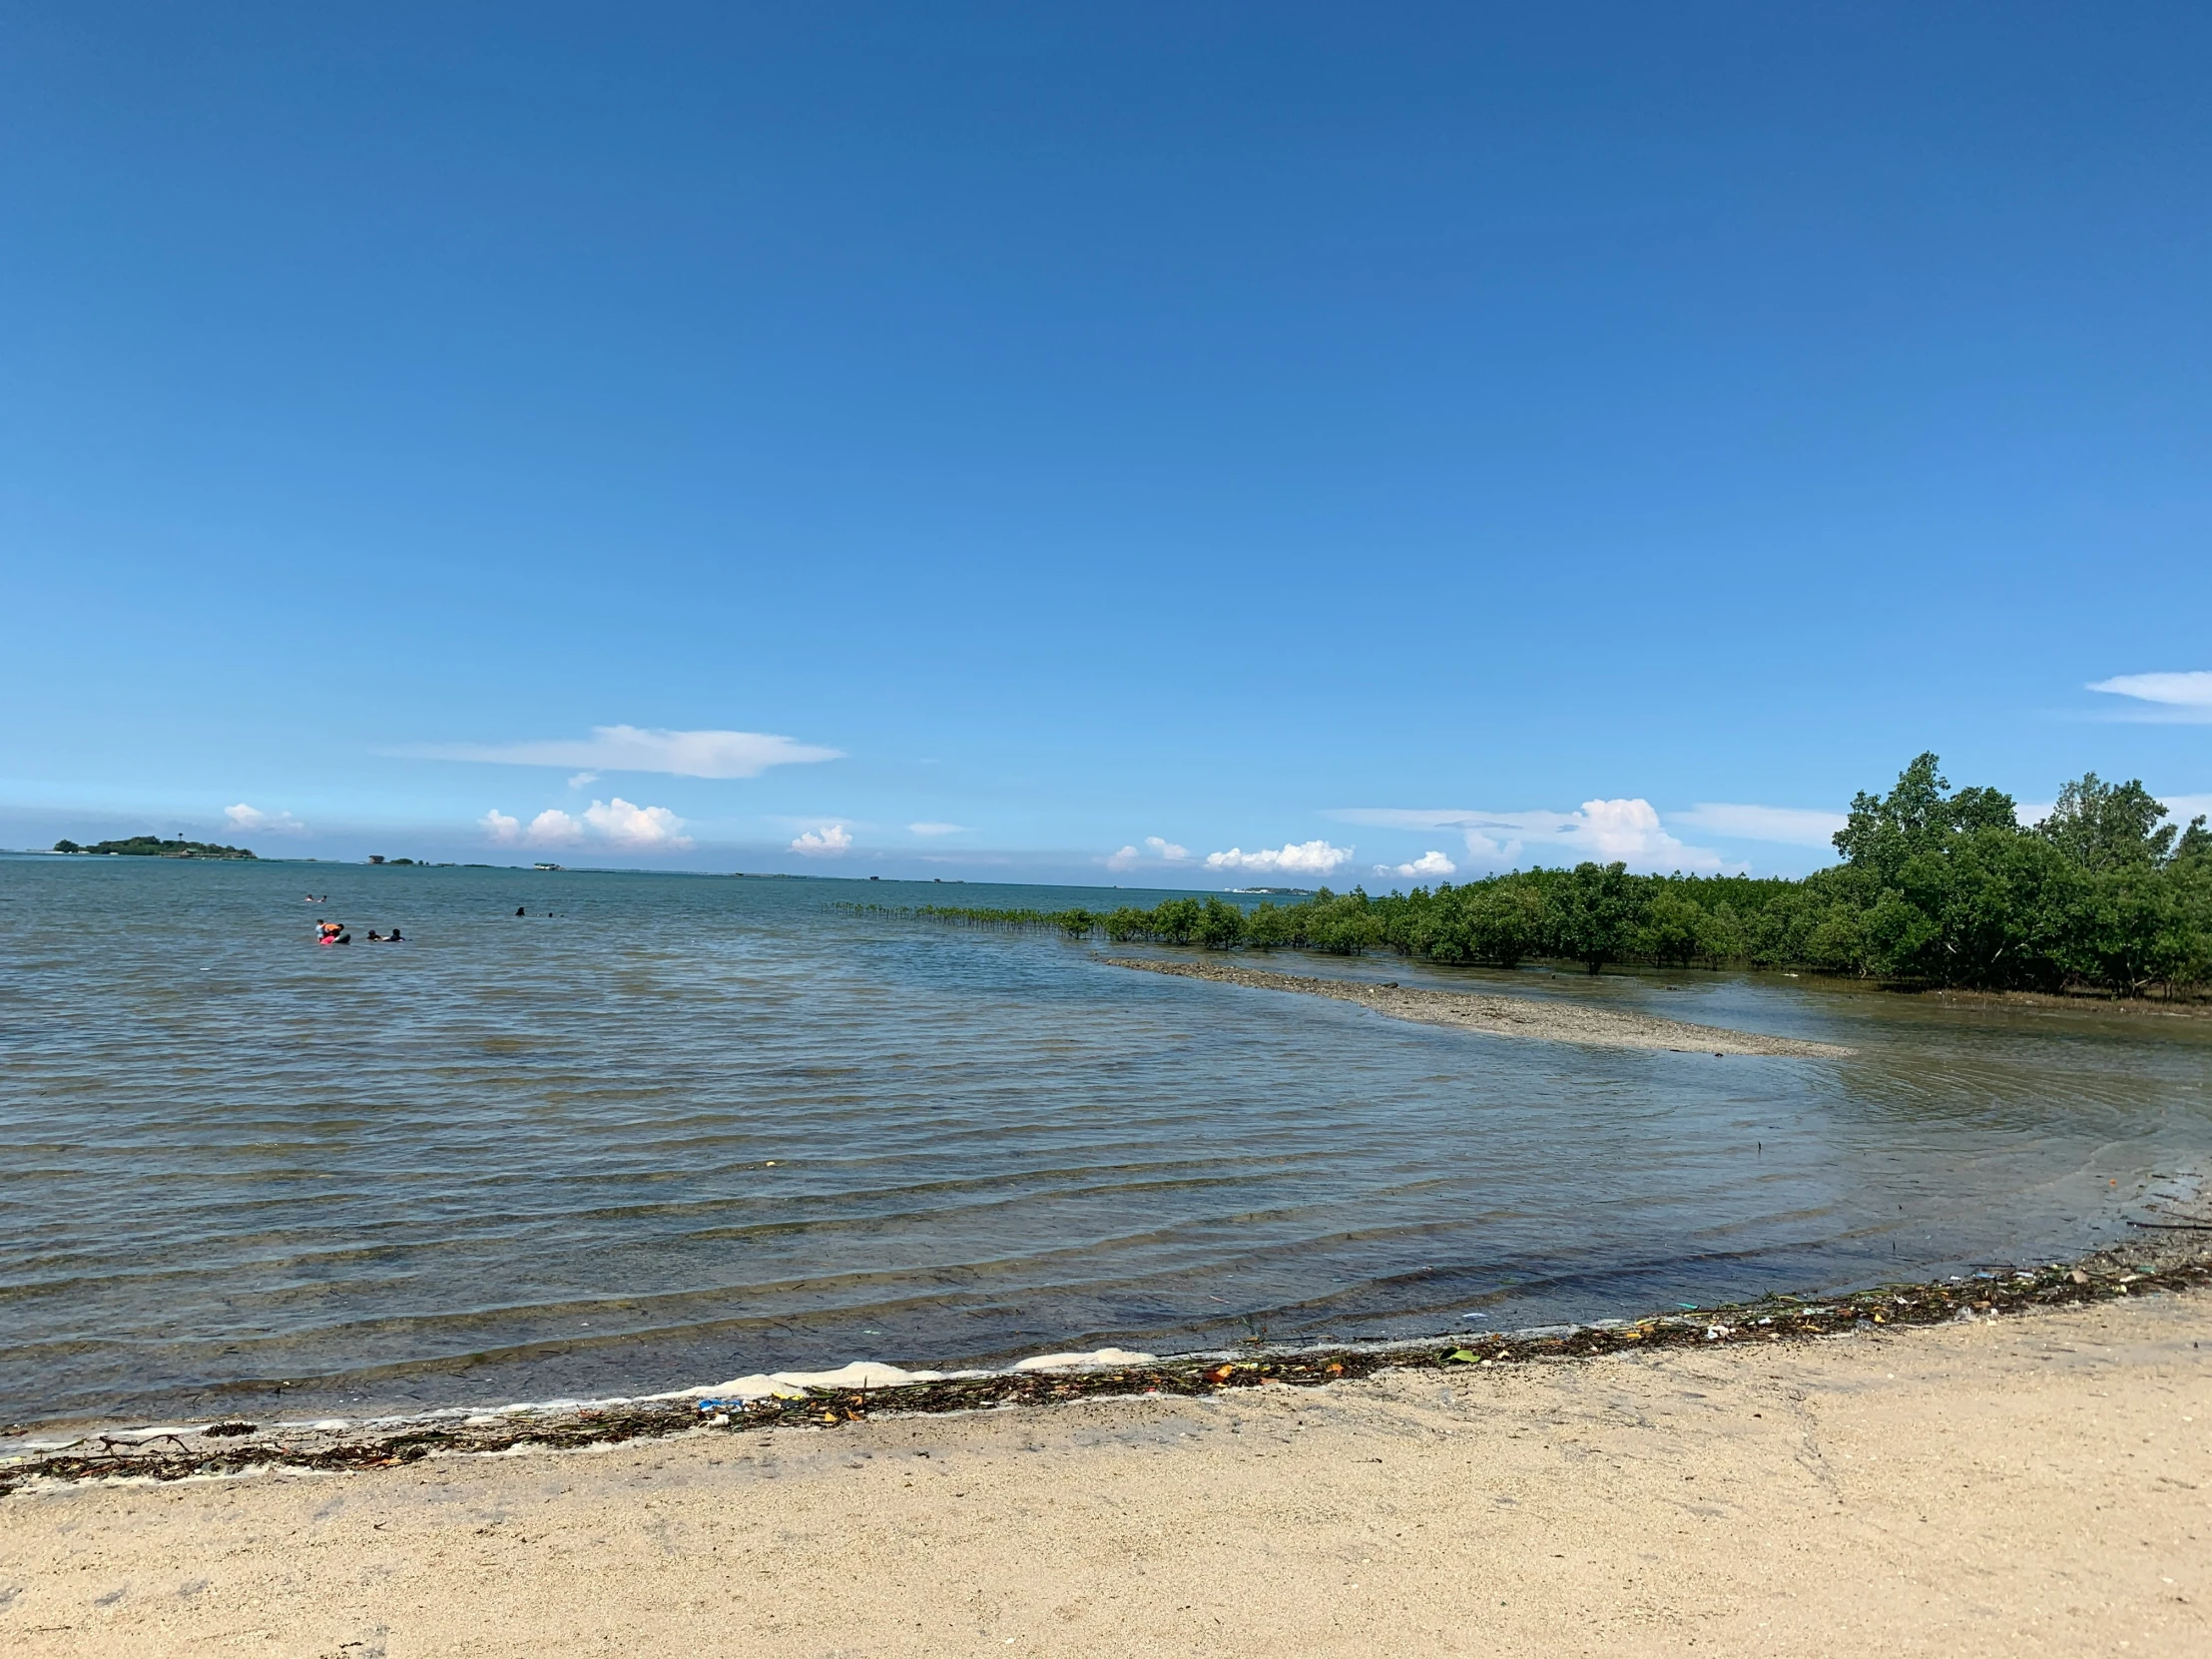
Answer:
54;836;257;860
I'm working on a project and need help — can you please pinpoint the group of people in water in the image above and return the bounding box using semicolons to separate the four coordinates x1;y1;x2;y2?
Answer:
313;919;403;945
305;895;403;945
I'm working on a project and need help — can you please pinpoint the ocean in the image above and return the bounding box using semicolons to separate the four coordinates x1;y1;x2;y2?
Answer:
4;854;2206;1427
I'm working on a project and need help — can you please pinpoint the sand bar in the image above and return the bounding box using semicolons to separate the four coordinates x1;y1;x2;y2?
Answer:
5;1279;2207;1656
1108;954;1857;1057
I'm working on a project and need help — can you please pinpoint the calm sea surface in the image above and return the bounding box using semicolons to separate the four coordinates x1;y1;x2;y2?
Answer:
4;855;2208;1426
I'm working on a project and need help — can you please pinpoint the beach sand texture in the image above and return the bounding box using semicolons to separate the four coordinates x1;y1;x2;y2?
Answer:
5;1293;2204;1657
1107;955;1857;1057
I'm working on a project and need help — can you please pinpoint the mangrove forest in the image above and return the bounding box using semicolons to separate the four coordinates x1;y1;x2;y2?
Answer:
859;756;2212;998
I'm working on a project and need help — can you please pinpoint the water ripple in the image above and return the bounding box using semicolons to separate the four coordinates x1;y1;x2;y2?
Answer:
3;857;2207;1424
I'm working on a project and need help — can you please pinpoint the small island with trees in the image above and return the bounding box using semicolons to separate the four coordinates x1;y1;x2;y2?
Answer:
52;835;258;860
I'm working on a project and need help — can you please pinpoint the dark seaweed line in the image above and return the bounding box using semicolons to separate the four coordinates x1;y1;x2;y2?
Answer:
8;1242;2206;1497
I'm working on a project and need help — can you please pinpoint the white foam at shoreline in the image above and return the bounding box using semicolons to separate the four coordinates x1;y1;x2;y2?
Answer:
0;1338;1462;1446
5;1345;1216;1444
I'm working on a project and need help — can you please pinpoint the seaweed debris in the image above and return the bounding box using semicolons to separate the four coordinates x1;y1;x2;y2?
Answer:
7;1241;2206;1498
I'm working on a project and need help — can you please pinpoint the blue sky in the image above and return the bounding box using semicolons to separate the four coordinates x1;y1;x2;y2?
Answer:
5;4;2209;883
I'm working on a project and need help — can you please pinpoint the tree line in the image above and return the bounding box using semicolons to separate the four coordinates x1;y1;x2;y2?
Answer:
52;835;258;859
852;756;2212;997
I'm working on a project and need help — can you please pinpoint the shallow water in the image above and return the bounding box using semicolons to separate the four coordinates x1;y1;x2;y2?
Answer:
3;856;2207;1426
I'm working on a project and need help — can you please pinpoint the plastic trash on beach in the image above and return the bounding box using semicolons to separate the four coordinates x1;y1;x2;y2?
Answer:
1009;1347;1159;1373
696;1361;953;1401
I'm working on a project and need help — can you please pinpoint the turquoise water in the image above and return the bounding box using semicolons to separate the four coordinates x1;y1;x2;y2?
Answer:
3;855;2207;1426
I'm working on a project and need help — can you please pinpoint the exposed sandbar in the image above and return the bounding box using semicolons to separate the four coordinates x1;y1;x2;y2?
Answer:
1107;954;1856;1057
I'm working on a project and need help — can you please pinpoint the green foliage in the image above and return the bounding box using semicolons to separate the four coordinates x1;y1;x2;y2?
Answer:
845;754;2212;999
1196;897;1246;949
2037;773;2177;870
53;835;257;859
1149;897;1204;944
1547;859;1639;973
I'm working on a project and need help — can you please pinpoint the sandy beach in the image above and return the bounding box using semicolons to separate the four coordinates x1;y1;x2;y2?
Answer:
6;1289;2206;1657
1107;955;1857;1056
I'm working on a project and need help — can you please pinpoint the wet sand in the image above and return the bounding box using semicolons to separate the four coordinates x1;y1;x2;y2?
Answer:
6;1292;2205;1657
1108;955;1856;1057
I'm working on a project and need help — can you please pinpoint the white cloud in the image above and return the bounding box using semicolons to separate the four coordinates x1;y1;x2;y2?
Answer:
1378;849;1457;879
1671;804;1847;846
224;803;306;835
791;824;852;855
526;809;585;847
2087;671;2212;723
1573;800;1662;858
2089;671;2212;707
567;771;599;789
481;800;690;851
1335;801;1724;871
908;822;967;835
583;797;692;849
1205;839;1356;875
398;725;844;777
1104;834;1192;872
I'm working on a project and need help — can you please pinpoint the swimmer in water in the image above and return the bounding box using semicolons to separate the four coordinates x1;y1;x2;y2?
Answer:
389;927;403;941
367;930;384;941
516;905;526;916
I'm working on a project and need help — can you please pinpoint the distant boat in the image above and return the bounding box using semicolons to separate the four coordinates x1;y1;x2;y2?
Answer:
533;861;563;870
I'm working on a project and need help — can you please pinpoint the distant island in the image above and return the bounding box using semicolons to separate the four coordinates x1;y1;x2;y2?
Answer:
53;836;257;860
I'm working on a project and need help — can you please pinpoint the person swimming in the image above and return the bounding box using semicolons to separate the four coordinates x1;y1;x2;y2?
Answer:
516;905;526;916
388;927;403;941
366;930;384;941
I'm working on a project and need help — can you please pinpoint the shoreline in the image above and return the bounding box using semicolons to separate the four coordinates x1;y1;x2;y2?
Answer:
1106;954;1857;1056
6;1253;2208;1657
1913;982;2212;1020
9;1236;2202;1498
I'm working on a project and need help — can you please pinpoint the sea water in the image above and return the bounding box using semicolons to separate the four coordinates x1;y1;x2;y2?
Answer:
3;855;2206;1426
